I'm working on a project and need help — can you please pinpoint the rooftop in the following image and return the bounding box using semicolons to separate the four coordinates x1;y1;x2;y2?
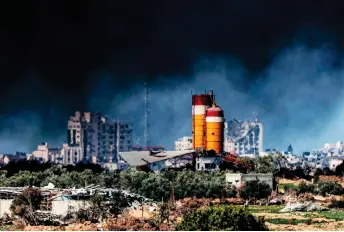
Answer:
119;150;195;166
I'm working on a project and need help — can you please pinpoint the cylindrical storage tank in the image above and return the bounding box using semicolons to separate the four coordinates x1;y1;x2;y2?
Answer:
192;94;212;150
205;103;224;154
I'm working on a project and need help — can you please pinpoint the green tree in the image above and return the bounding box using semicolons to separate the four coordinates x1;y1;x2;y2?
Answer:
239;180;272;200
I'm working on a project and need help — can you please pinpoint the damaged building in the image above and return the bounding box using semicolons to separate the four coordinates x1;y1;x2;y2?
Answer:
67;111;133;163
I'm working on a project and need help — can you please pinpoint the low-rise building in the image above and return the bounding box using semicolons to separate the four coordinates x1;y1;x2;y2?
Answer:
3;154;26;164
30;142;83;165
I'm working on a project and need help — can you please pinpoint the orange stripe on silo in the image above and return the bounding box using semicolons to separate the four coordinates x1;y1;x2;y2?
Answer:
205;103;224;154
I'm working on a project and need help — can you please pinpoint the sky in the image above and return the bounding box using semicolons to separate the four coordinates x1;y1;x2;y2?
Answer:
2;0;344;153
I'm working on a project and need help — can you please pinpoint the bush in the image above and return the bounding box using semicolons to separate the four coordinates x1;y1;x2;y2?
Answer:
10;187;43;225
176;205;268;231
239;180;272;200
329;196;344;208
283;183;299;193
317;181;343;196
298;181;316;195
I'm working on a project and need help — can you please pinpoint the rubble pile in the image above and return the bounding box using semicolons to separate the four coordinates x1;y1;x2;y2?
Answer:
280;201;328;212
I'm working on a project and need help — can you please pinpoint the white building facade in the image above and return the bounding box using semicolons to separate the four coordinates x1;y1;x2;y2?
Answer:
29;142;83;165
175;136;193;151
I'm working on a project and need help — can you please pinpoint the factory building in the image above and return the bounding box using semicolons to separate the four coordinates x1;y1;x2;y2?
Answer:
67;111;133;163
175;136;193;151
224;119;263;156
192;91;224;154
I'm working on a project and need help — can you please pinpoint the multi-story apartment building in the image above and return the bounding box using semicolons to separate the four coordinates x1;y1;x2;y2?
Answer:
67;111;133;163
175;136;193;151
224;119;263;156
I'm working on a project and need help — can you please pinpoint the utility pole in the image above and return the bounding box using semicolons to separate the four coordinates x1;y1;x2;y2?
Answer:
143;83;150;148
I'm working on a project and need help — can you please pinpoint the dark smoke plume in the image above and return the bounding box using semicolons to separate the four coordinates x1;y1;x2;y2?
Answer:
89;45;344;153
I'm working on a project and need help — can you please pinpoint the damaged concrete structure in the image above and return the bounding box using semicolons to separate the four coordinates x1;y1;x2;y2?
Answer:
118;150;195;172
0;185;151;218
225;173;273;188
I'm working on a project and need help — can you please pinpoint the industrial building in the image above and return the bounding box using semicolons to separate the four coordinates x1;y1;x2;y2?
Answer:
224;119;263;156
67;111;133;163
118;150;195;172
192;91;224;154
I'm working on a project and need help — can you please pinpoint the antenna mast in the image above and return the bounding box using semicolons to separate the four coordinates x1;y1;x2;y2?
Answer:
143;83;150;148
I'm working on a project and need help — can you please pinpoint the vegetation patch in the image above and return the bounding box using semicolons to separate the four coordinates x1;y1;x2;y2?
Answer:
176;205;268;231
281;183;299;192
305;211;344;221
247;205;284;213
266;218;312;225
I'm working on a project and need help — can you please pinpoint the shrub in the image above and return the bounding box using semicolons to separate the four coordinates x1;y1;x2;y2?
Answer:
329;196;344;208
298;181;316;194
176;205;268;231
283;183;299;193
317;181;343;196
239;180;272;200
10;187;43;225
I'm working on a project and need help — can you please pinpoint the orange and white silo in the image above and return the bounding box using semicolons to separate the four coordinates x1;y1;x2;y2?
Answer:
192;93;213;150
205;101;224;154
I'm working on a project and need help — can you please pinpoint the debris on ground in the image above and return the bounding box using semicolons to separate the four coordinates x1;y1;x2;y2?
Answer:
280;201;328;212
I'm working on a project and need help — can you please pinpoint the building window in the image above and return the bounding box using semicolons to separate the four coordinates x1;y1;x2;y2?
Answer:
205;163;216;169
197;163;200;169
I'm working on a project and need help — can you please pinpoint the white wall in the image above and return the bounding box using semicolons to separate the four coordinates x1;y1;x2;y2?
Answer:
0;199;91;218
52;200;90;216
0;199;13;218
225;173;273;188
329;159;343;171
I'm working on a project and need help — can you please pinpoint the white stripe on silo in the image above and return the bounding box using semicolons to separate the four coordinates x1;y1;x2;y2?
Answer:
206;117;224;123
193;105;208;115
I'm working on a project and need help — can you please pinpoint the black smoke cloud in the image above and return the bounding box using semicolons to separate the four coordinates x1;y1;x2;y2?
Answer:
89;45;344;153
2;1;344;153
2;45;344;154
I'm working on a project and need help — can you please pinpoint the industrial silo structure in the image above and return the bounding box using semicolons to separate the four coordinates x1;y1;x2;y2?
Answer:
192;91;213;150
205;101;224;154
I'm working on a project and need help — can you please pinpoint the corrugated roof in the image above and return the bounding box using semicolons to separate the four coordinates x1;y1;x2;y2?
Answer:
119;150;195;166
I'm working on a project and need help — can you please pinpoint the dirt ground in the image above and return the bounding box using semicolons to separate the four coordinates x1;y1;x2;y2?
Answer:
252;211;344;231
4;196;344;231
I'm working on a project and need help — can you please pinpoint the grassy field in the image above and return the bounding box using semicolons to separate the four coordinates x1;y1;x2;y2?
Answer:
246;205;284;214
248;205;344;231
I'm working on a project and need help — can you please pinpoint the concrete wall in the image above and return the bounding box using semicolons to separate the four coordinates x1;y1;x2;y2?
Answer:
0;199;90;218
0;199;13;218
226;173;273;188
52;200;90;216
